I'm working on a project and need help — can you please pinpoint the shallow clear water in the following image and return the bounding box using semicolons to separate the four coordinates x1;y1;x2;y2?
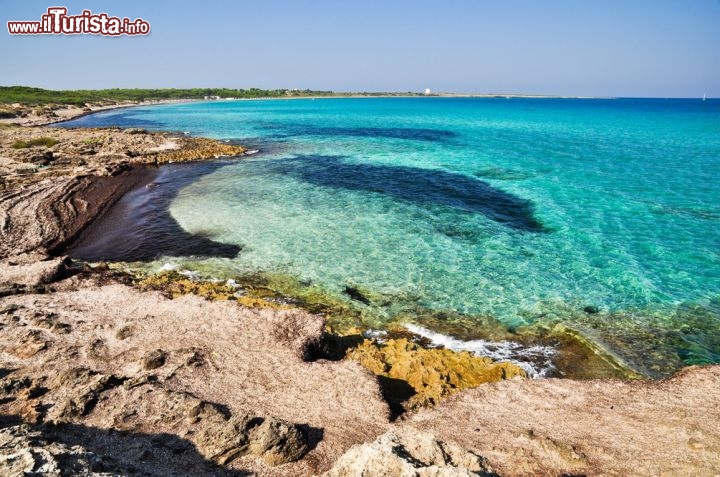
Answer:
62;97;720;376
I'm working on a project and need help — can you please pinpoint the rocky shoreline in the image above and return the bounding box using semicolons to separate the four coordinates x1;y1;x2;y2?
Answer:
0;99;198;128
1;111;719;476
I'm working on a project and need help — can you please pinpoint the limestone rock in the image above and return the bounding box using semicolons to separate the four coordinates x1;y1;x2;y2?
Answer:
0;254;71;287
248;417;310;465
0;425;109;477
0;284;388;476
322;431;495;477
46;368;126;423
195;413;309;466
140;349;167;370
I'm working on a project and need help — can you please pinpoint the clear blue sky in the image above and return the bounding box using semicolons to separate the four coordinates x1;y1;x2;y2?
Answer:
1;0;718;97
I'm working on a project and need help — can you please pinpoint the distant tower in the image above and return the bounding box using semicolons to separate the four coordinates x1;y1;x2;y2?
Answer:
424;88;431;95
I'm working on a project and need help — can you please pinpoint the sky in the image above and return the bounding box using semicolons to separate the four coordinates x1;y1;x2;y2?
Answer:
1;0;719;97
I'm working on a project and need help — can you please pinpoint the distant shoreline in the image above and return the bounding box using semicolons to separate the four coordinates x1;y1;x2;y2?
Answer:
1;94;616;128
0;98;201;127
212;92;617;101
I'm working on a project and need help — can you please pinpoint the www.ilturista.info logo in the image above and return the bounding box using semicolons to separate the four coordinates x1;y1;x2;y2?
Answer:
7;7;150;36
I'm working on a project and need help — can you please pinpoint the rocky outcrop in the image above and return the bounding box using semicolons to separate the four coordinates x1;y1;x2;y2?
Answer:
0;125;246;258
346;338;525;410
0;172;147;258
0;365;310;467
0;253;71;286
0;425;107;477
0;124;245;190
322;431;496;477
155;137;245;163
196;414;309;466
402;365;720;476
0;283;389;476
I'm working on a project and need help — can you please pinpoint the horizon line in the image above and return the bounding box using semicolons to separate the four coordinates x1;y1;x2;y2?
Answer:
0;84;714;101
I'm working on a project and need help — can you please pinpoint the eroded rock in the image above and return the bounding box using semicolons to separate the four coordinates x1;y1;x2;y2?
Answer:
140;349;167;370
346;338;525;410
0;425;107;477
195;414;309;466
322;431;495;477
46;368;126;423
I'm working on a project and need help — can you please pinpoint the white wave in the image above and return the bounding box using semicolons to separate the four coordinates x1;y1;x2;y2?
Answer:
404;323;557;378
363;329;388;343
158;263;177;272
179;269;201;280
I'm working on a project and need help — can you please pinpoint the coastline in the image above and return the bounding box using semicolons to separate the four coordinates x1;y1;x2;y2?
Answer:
0;98;201;128
0;95;613;130
0;105;718;476
206;93;616;102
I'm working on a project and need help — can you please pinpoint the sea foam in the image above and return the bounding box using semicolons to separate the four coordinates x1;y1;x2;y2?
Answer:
404;323;557;378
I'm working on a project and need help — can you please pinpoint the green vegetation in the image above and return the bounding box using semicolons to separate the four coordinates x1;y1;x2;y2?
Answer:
0;86;424;106
11;137;59;149
0;86;337;106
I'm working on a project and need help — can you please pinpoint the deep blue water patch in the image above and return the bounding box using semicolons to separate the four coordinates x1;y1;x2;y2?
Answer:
272;124;459;142
263;155;545;232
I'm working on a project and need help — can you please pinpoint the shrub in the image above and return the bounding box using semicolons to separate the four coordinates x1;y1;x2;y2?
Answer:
11;137;59;149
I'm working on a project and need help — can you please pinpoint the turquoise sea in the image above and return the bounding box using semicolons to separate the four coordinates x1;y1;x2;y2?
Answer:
61;97;720;377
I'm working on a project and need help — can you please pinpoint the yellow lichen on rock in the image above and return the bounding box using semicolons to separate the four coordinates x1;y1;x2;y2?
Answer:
155;137;245;163
135;271;287;309
346;337;525;410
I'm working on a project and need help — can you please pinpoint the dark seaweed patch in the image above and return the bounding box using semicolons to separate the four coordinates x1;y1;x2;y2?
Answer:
65;162;241;262
265;155;546;232
265;123;458;143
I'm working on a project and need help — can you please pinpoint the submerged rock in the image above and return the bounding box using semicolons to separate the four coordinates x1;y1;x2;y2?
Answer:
344;284;373;305
343;283;390;306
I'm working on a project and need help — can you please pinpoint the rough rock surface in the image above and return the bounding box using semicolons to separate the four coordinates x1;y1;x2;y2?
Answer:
346;338;525;410
0;420;296;476
0;253;71;287
0;124;245;191
402;365;720;476
0;100;194;128
0;172;147;258
0;283;389;476
0;424;109;477
0;124;245;260
322;431;496;477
